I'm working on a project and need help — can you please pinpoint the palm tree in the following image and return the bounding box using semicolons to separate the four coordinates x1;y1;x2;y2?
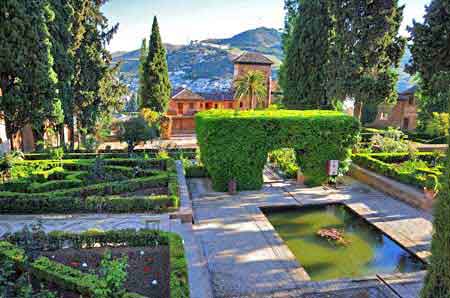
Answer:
234;70;267;111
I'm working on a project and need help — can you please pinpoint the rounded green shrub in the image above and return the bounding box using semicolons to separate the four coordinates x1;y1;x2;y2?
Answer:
196;110;360;191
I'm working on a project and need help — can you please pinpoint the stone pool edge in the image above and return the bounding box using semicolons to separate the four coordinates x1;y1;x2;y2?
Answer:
249;197;428;294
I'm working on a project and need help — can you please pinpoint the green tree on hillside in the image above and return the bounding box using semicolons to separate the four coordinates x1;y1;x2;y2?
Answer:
140;16;171;113
329;0;406;120
234;70;267;110
281;0;332;109
408;0;450;116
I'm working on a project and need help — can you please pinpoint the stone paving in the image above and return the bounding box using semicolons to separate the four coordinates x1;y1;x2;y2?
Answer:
0;172;433;298
189;178;432;298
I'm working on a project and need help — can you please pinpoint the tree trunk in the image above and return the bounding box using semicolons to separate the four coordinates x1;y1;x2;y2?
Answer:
58;124;65;149
4;118;17;151
68;122;75;151
250;89;255;110
354;101;363;120
32;126;45;152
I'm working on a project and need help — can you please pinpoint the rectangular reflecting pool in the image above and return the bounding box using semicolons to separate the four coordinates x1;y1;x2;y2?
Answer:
262;204;426;281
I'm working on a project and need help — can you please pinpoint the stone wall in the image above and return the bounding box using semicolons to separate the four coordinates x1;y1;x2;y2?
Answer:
350;164;430;210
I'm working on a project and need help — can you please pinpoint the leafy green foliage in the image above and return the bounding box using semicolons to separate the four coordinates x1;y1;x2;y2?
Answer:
281;0;331;109
0;0;58;146
234;70;268;109
119;117;158;153
425;113;449;137
329;0;406;119
268;149;299;179
412;3;450;292
99;251;128;298
140;17;171;113
2;229;189;298
0;157;179;214
196;110;359;191
353;152;443;190
137;38;148;107
408;0;450;116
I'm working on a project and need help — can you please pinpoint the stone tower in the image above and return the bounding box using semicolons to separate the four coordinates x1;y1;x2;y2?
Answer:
233;52;274;109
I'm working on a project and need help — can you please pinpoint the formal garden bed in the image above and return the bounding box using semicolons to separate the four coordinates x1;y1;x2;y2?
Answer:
0;228;189;298
0;153;180;214
352;152;445;192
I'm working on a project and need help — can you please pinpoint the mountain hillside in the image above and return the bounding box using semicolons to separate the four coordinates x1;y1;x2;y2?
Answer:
114;27;283;94
203;27;283;58
113;27;413;95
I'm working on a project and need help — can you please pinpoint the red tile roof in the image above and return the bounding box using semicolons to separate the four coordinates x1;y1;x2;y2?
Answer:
233;52;274;65
172;88;205;101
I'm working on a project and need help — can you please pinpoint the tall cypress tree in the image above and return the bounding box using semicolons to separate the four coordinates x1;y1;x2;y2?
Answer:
49;0;75;147
73;1;126;148
329;0;406;120
138;38;148;107
281;0;332;109
279;0;299;99
0;0;58;149
408;0;450;116
140;16;171;113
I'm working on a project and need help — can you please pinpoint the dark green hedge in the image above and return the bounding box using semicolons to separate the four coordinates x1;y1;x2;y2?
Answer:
196;110;360;191
185;165;209;178
25;149;197;160
352;153;442;189
2;229;189;298
0;175;177;214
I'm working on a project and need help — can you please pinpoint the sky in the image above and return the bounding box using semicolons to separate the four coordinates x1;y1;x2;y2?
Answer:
102;0;431;53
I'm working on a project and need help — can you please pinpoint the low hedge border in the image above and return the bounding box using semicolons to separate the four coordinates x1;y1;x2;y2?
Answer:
0;174;178;214
24;150;197;161
352;153;442;189
1;229;189;298
0;159;180;214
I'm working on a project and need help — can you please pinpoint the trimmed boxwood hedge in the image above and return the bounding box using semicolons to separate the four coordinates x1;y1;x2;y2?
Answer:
1;229;189;298
0;174;178;214
0;158;180;214
352;152;443;189
196;110;360;191
24;149;197;161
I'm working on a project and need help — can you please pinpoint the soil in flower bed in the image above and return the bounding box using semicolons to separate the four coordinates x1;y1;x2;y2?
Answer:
123;187;169;196
41;246;170;298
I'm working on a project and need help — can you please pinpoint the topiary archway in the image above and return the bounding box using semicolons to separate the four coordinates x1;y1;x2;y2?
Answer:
196;110;360;191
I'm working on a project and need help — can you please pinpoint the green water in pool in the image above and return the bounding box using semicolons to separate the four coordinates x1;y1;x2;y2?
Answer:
264;204;425;281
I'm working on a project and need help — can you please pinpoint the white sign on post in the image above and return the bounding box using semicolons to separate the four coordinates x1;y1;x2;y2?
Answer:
327;160;339;176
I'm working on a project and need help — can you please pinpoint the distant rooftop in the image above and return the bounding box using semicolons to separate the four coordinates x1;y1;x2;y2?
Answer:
233;52;274;65
198;90;234;101
172;87;234;101
172;88;205;101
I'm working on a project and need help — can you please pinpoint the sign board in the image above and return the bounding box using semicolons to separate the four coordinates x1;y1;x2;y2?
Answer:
326;160;339;176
